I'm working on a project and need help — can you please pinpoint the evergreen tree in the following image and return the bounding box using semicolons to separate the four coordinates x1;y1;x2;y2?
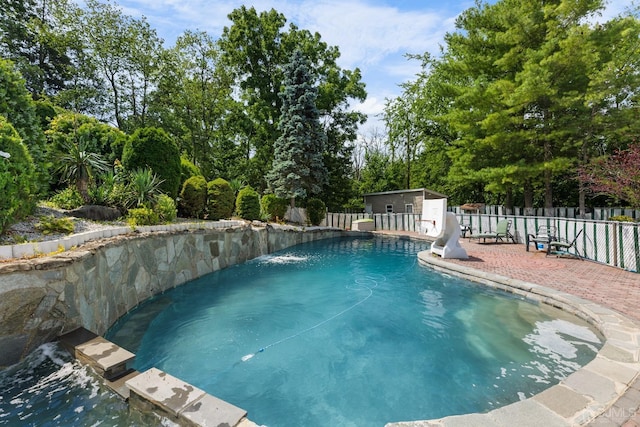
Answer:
267;50;327;207
0;58;48;195
219;6;365;197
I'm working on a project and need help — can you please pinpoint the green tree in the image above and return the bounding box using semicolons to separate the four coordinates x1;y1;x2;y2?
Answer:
0;0;74;97
266;50;328;208
179;155;201;190
260;194;288;221
384;91;422;189
152;31;239;179
0;0;103;114
78;0;164;130
358;150;404;195
385;0;640;211
306;197;326;226
0;58;48;195
122;127;181;198
0;116;37;233
219;6;366;198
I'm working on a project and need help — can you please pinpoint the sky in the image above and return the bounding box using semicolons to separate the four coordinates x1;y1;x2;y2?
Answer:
110;0;632;134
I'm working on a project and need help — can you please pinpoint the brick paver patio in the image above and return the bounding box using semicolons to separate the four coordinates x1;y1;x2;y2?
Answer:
378;231;640;322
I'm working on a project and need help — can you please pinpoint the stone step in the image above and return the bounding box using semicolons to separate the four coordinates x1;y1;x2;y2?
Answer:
59;327;135;381
75;336;135;381
59;327;253;426
126;367;247;427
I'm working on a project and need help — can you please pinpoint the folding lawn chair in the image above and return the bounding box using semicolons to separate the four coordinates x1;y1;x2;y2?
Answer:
548;229;583;259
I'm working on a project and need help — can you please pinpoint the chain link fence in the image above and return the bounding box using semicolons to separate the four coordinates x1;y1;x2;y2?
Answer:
323;212;639;273
450;205;640;221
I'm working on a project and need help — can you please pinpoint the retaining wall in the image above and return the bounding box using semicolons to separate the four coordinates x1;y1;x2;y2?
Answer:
0;223;344;368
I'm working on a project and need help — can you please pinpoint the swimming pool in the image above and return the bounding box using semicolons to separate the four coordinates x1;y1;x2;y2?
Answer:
106;236;602;427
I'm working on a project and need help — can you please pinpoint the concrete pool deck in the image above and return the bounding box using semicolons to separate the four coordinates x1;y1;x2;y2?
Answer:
377;231;640;427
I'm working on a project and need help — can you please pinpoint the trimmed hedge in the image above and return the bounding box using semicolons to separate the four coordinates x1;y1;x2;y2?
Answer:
207;178;235;220
0;59;48;195
236;186;261;221
179;175;208;219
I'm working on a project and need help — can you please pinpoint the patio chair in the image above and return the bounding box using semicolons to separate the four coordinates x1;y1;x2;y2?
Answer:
548;229;584;259
525;225;557;252
469;219;516;243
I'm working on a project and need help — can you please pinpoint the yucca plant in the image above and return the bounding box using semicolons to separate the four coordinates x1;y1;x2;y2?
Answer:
125;168;165;209
54;138;110;203
229;178;246;196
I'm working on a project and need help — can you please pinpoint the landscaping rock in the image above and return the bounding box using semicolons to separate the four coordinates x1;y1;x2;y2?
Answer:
67;205;122;221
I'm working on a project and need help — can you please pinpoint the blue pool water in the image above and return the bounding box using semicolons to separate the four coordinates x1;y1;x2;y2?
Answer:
106;237;602;427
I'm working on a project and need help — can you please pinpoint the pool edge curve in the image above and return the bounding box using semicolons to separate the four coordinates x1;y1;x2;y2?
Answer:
387;250;640;427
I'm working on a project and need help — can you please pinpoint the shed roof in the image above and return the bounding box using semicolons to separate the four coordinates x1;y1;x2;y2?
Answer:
362;188;447;198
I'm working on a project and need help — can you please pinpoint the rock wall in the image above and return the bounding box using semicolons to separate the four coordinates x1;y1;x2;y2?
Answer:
0;224;344;367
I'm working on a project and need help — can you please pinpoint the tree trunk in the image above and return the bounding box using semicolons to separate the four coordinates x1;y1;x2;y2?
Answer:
578;121;592;219
77;177;90;203
524;180;534;216
505;187;514;215
544;168;554;217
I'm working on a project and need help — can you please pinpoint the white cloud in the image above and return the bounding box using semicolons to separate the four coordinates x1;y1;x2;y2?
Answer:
117;0;457;65
289;1;455;70
355;96;387;117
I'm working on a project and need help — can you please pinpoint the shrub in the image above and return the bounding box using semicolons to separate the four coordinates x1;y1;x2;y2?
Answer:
89;172;116;206
35;215;75;235
0;59;48;195
46;112;125;161
236;186;261;221
180;156;201;190
49;187;84;210
0;117;37;234
122;127;181;198
306;198;326;226
125;168;164;209
609;215;637;223
127;207;159;226
155;194;177;223
108;182;129;212
261;194;288;222
207;178;235;220
180;175;208;218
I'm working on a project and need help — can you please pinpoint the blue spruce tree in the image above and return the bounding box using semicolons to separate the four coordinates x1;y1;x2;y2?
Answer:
266;49;328;208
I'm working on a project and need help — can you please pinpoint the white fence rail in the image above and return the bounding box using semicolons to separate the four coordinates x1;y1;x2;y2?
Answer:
323;213;422;233
323;212;639;273
449;205;640;221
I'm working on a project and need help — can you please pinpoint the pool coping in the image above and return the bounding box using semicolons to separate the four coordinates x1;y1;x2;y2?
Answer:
386;250;640;427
